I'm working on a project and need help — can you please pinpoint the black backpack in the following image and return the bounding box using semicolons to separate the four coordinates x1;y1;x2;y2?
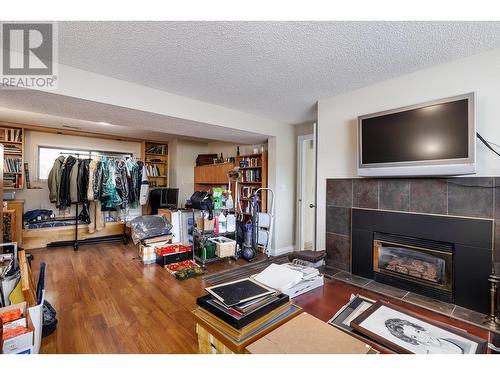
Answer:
42;300;58;337
189;191;214;219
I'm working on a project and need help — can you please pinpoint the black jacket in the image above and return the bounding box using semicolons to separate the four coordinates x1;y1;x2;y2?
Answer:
59;156;77;209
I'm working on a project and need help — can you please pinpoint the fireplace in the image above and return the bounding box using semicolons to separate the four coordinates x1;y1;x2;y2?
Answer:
372;233;453;302
351;208;493;314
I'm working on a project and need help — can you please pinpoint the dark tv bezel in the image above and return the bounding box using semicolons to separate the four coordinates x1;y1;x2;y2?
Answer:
357;93;476;177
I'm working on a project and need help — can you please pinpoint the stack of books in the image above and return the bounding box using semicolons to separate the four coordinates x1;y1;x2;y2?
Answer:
145;143;167;155
3;143;22;154
4;157;22;173
3;128;23;143
195;278;301;344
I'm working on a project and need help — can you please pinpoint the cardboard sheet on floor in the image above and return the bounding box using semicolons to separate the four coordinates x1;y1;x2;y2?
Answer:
245;312;375;354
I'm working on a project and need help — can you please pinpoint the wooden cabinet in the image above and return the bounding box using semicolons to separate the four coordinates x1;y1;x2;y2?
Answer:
194;162;234;189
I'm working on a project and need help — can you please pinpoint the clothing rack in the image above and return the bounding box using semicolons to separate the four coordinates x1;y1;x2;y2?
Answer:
47;151;132;251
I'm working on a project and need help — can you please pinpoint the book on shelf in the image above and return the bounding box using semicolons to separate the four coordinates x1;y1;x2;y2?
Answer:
241;169;262;183
3;173;22;188
24;162;31;189
146;164;163;177
145;143;167;155
241;186;261;199
2;128;23;143
4;158;22;173
238;156;261;168
2;143;22;154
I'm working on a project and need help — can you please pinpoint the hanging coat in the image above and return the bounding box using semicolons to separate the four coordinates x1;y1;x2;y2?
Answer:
139;164;149;206
69;159;80;204
115;160;129;209
93;160;103;201
47;156;65;208
77;158;91;203
59;155;77;209
100;158;122;209
87;159;98;201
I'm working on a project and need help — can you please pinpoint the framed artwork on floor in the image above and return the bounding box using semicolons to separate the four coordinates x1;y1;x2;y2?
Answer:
328;295;375;333
350;301;487;354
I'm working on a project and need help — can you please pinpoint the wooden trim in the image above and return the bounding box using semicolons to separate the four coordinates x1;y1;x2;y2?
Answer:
22;221;126;250
0;120;165;144
18;250;37;306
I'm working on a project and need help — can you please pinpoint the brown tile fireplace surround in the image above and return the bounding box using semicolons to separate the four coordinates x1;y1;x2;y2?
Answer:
325;177;500;330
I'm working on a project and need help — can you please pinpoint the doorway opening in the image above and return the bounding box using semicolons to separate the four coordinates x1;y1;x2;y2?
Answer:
297;128;317;251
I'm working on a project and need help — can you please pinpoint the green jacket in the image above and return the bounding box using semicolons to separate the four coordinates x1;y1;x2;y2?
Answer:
48;156;65;208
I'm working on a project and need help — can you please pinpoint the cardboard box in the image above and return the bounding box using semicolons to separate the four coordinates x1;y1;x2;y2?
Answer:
1;302;35;354
245;312;375;354
139;244;157;264
195;216;214;232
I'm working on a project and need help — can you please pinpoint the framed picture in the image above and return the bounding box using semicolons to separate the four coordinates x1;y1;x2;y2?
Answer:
205;278;276;307
328;295;375;333
350;301;487;354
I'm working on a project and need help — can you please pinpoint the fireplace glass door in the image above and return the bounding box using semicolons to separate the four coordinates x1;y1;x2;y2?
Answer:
373;239;453;292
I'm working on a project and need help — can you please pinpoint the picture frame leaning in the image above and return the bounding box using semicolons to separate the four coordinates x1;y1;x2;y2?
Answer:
328;295;375;333
350;301;487;354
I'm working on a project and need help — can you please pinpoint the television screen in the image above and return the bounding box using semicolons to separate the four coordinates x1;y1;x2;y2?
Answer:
358;93;475;177
361;99;469;164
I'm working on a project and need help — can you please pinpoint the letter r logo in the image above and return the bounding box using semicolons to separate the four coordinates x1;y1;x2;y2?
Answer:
2;23;53;75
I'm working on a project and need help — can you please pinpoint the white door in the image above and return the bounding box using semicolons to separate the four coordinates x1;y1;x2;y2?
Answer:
297;131;316;251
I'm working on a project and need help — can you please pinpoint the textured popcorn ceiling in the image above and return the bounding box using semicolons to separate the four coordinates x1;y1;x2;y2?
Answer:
58;21;500;124
0;90;269;144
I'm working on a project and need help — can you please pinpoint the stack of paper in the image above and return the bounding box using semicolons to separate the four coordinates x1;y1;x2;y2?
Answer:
253;263;324;298
253;263;304;292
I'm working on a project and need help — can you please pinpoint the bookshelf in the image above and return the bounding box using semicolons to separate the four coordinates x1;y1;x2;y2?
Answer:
143;141;169;188
0;126;24;190
235;151;267;217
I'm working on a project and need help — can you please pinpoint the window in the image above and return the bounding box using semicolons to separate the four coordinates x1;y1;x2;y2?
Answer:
37;146;132;181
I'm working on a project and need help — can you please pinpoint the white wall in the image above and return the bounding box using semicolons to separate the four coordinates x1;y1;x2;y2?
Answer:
207;142;268;158
34;62;296;253
17;130;141;215
316;47;500;249
169;139;208;207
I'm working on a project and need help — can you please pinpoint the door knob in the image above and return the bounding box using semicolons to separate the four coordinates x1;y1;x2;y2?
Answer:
309;204;316;208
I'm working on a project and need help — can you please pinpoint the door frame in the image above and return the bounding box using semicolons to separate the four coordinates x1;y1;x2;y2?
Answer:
296;131;317;251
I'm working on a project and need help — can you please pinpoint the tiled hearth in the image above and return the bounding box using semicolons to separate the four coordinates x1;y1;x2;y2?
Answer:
320;265;499;333
324;177;500;332
325;177;500;273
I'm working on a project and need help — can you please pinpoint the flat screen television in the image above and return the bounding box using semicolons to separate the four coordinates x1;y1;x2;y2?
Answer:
358;93;475;177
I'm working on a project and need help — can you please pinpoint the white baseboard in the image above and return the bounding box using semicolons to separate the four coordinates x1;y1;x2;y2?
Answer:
270;245;295;257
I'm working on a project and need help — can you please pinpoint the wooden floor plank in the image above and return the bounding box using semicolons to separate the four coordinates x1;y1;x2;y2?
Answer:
30;242;493;354
30;242;265;354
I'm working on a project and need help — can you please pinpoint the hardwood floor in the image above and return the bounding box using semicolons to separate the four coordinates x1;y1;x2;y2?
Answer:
30;242;495;354
31;242;264;354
